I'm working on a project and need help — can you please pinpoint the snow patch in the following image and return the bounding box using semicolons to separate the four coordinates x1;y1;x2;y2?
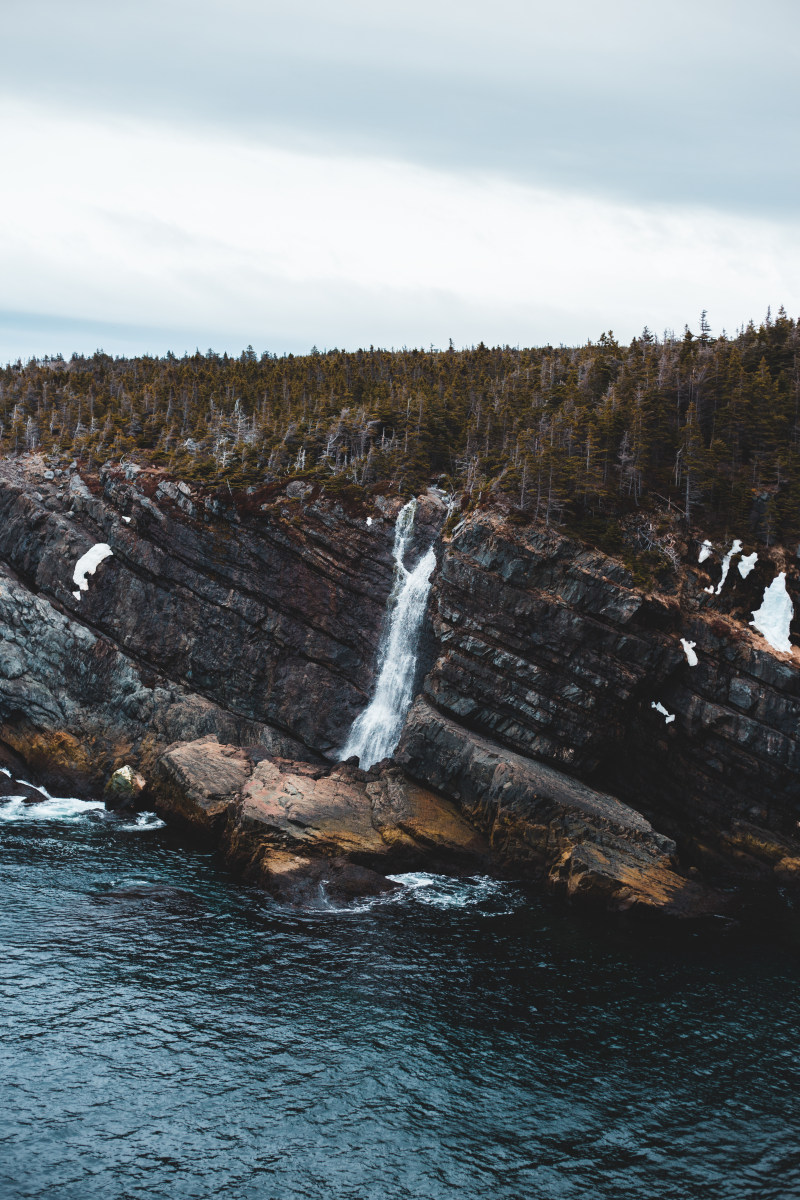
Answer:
72;543;113;599
698;539;713;563
680;638;698;666
651;701;675;724
121;516;132;524
715;539;742;594
738;552;758;578
366;516;373;526
750;572;794;654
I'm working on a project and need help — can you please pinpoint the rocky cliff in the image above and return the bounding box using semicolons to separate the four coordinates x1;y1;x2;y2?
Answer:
401;509;800;895
1;454;799;923
0;457;440;783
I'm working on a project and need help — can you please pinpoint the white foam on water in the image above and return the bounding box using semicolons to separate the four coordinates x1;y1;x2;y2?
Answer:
0;792;104;822
118;811;166;831
310;872;517;916
341;498;437;769
16;779;54;801
386;872;512;910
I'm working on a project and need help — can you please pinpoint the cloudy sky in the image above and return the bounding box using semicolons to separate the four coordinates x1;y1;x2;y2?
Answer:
2;0;798;361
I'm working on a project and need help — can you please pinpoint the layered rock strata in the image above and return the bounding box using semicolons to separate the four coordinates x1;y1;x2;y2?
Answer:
2;452;800;921
0;457;441;784
396;698;726;918
419;510;800;891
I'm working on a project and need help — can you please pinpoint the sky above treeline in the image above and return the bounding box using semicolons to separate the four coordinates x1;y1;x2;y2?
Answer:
2;0;798;362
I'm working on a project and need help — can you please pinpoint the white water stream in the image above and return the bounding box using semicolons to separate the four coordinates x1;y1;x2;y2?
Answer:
341;499;437;769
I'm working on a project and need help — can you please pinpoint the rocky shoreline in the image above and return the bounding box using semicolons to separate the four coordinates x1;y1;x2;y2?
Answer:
1;453;799;925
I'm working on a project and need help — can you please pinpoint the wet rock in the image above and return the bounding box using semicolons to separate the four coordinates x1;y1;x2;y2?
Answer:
0;774;48;803
397;698;728;920
104;764;147;810
251;852;399;907
154;736;488;903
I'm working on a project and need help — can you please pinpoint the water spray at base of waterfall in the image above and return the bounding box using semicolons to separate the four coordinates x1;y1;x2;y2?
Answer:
341;499;437;770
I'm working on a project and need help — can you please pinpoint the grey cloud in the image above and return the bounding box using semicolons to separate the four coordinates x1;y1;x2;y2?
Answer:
3;0;798;215
0;276;617;364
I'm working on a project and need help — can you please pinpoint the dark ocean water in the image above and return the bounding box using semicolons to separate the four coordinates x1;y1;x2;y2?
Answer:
1;786;799;1200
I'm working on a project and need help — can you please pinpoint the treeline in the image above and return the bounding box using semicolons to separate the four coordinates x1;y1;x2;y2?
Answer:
2;308;799;544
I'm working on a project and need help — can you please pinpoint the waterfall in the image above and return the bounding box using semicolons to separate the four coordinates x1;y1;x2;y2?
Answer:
341;499;437;769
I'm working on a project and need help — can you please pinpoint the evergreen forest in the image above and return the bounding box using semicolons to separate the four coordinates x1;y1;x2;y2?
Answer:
2;309;799;549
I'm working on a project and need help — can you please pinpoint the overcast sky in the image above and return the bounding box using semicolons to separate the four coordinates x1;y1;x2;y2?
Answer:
2;0;798;361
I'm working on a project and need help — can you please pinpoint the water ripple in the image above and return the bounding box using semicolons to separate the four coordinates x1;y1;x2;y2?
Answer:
0;791;799;1198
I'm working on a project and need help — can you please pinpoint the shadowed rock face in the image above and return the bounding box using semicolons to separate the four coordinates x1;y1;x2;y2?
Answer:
0;459;433;761
0;459;444;787
396;698;729;920
0;561;310;795
419;509;800;889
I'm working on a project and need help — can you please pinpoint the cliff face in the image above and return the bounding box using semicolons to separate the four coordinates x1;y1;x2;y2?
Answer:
0;457;439;786
2;454;799;918
398;510;800;890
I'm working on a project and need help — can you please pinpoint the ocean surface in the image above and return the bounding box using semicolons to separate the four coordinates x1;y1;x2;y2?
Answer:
1;788;799;1200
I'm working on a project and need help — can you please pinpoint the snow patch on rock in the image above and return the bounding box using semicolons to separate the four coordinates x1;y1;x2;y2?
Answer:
750;572;794;654
715;539;742;594
680;638;698;666
738;552;758;578
651;701;676;724
72;543;113;599
698;539;713;563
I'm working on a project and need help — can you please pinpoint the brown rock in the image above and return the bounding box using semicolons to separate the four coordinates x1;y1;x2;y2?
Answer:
774;857;800;887
247;851;399;907
104;764;148;810
548;843;727;920
153;736;489;903
149;734;489;902
155;736;253;834
225;756;489;886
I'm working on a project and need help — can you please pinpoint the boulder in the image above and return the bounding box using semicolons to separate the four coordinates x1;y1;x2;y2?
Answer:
155;736;253;834
104;764;147;810
153;736;489;903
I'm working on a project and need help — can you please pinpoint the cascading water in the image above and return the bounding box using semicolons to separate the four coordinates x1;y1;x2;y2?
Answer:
341;499;437;769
